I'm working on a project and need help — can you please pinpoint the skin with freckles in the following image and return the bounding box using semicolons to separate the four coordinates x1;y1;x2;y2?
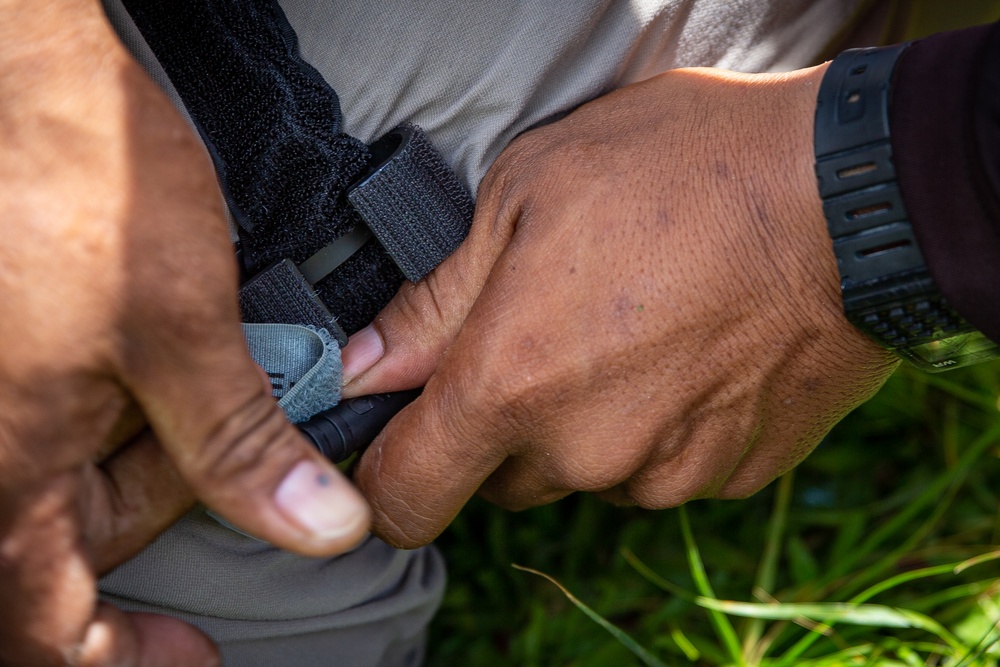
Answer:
341;64;899;549
0;1;369;664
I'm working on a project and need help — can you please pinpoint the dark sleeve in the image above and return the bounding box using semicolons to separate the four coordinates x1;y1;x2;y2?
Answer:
890;21;1000;342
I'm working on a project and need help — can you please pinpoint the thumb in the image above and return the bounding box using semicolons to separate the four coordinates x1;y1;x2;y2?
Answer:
123;315;370;557
341;183;516;398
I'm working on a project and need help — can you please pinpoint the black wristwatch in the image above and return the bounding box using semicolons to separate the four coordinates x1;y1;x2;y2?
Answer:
814;44;1000;371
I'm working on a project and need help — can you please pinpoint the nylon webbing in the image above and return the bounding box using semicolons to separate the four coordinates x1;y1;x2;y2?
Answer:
239;260;349;346
122;0;471;337
349;125;474;282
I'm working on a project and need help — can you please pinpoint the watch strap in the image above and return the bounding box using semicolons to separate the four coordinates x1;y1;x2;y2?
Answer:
815;44;999;370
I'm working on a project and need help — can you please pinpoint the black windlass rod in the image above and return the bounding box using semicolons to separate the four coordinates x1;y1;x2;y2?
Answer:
297;390;422;463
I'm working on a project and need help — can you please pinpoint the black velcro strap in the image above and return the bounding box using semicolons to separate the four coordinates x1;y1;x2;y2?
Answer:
124;0;472;335
239;260;348;347
122;0;403;334
348;125;474;282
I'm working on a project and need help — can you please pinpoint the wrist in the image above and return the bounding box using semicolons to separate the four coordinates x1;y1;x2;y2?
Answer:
718;64;895;369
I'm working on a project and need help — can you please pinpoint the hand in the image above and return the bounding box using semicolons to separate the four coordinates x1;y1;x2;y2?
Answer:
341;64;898;548
0;2;369;664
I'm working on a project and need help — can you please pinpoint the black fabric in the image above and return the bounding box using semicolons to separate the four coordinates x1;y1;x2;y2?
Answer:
890;22;1000;343
348;125;474;282
973;25;1000;249
122;0;404;334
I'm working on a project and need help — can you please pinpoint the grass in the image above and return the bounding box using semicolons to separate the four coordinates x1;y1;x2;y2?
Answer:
426;3;1000;663
428;360;1000;666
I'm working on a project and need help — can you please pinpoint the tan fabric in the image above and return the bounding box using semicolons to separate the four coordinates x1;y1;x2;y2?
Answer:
281;0;860;189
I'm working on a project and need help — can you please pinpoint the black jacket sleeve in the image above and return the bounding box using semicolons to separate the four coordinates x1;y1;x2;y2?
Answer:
890;21;1000;342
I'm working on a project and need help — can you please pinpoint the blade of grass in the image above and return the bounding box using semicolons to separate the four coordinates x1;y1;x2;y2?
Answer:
696;599;963;651
781;643;874;667
919;373;1000;413
744;472;794;665
771;640;973;667
956;549;1000;573
819;421;1000;588
512;564;668;667
861;551;1000;602
778;550;1000;664
859;645;883;667
908;580;1000;614
670;627;701;662
952;621;1000;667
679;505;747;667
620;547;698;603
835;471;962;600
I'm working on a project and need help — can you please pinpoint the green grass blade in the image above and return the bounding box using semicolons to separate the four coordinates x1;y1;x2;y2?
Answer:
919;374;1000;413
780;643;874;667
744;472;795;664
788;640;973;667
512;564;668;667
859;556;1000;604
907;581;1000;613
952;622;1000;667
670;627;701;662
820;421;1000;587
620;547;698;602
955;549;1000;574
697;598;961;642
679;506;747;667
833;474;962;601
778;550;1000;664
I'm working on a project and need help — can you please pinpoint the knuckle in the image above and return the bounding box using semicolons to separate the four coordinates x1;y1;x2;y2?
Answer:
623;459;724;510
387;279;452;339
372;513;432;550
482;375;543;438
475;165;521;244
180;392;300;490
626;481;689;510
484;492;537;513
430;376;504;460
368;489;442;550
717;457;786;500
716;479;763;500
477;470;567;512
559;462;631;494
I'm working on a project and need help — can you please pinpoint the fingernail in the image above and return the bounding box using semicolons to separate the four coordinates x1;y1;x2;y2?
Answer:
341;325;384;385
274;460;368;539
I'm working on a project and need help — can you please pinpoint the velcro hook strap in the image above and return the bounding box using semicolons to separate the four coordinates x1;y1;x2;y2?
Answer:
348;124;474;283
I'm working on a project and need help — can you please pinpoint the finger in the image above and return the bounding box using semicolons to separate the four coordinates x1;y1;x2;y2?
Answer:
340;170;517;397
0;474;211;667
129;612;219;667
76;604;219;667
95;400;147;462
475;455;577;512
123;305;370;557
0;473;95;665
84;431;196;573
352;369;509;548
109;92;370;556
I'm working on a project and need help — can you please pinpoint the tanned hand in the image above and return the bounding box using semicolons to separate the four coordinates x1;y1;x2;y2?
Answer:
341;64;897;548
0;2;369;664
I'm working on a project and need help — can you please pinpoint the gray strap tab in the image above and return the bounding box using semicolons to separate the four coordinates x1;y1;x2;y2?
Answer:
239;259;349;346
348;124;474;282
242;323;342;424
